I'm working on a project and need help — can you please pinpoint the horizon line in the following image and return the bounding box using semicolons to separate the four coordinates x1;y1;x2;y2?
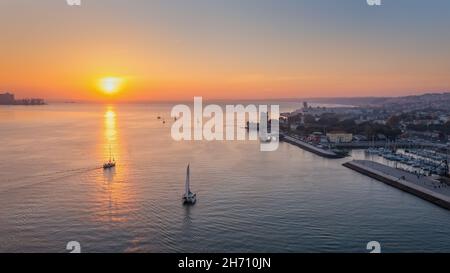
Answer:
40;91;450;104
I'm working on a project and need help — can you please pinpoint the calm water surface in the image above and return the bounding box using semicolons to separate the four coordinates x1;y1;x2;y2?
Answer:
0;103;449;253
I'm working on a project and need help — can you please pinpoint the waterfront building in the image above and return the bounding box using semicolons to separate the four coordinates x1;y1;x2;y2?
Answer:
0;92;45;105
326;132;353;143
0;92;15;105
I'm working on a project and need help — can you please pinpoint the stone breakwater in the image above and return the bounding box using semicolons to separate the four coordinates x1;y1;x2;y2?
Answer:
343;160;450;210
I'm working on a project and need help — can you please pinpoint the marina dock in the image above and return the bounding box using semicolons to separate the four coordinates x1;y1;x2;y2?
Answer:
343;160;450;210
282;134;344;158
334;141;439;149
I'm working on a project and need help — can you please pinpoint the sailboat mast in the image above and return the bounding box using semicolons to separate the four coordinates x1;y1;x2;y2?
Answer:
185;164;190;195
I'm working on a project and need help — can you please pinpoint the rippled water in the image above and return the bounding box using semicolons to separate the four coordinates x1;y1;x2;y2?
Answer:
0;103;449;253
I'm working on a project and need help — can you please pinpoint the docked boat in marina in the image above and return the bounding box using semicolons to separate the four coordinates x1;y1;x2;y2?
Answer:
364;147;449;176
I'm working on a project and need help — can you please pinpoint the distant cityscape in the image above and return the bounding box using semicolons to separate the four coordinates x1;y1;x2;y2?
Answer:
0;92;46;105
279;92;450;210
282;92;450;146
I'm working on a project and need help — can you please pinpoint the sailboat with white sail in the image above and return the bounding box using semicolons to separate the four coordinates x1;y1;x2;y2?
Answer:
182;164;197;205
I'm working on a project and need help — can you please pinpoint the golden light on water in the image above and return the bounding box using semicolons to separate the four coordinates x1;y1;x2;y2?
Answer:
92;106;136;224
104;109;117;144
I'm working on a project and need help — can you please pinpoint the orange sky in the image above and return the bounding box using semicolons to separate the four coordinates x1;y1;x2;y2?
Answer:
1;1;449;101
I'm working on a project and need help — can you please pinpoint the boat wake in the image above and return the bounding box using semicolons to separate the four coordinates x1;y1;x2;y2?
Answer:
0;166;102;195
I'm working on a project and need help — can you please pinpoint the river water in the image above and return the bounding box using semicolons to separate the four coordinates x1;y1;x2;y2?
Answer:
0;103;449;253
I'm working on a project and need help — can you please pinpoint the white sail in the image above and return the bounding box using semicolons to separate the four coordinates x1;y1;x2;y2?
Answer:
185;164;190;196
182;164;196;204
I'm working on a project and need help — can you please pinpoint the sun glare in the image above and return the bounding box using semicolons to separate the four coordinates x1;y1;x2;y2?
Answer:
100;77;123;95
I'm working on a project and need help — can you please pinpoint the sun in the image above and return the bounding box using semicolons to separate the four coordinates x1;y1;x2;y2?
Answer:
100;77;123;95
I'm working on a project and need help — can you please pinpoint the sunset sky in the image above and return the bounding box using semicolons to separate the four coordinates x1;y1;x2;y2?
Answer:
1;0;450;101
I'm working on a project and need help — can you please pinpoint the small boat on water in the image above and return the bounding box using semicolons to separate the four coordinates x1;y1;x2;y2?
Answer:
103;161;116;169
103;146;116;169
182;164;197;205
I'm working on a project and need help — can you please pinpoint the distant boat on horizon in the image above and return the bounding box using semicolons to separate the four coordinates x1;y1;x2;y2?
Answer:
182;164;197;205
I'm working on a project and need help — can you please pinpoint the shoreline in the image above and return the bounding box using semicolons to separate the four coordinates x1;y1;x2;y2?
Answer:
343;160;450;210
281;134;345;159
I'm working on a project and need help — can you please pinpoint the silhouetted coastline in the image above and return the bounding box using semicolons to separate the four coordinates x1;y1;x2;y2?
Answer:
0;92;46;105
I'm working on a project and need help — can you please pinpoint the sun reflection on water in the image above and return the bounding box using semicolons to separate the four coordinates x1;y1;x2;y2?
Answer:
92;106;136;224
104;108;117;152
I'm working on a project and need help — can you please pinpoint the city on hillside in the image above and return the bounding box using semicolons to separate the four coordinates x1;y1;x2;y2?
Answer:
280;93;450;178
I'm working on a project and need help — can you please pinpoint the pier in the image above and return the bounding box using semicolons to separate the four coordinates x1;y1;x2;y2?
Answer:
343;160;450;210
281;134;344;158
